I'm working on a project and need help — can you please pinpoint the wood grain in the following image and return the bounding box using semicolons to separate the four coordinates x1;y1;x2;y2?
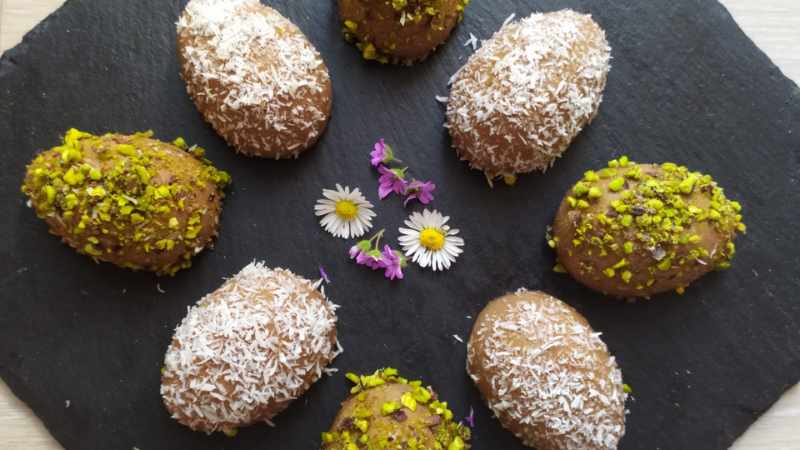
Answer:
0;0;798;449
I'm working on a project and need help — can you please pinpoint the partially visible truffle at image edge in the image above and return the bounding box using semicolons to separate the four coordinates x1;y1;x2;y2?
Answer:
177;0;333;158
338;0;470;65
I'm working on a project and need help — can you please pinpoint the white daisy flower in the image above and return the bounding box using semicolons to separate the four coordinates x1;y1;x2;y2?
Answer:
315;184;376;239
398;209;465;271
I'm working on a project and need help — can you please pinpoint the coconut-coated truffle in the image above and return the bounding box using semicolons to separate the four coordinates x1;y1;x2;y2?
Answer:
447;10;610;181
467;290;626;450
21;129;230;276
161;262;342;434
338;0;470;65
551;157;746;298
178;0;332;158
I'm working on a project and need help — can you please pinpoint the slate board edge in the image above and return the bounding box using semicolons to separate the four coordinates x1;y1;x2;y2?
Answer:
3;0;799;89
1;1;118;447
1;0;73;68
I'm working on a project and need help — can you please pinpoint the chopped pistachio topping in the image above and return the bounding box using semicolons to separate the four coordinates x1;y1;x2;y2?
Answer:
172;137;187;149
502;174;518;186
341;0;470;65
344;20;358;31
400;392;418;411
573;182;590;197
608;177;626;192
623;241;635;254
381;401;402;415
21;129;231;276
555;157;745;293
323;368;471;449
621;270;633;284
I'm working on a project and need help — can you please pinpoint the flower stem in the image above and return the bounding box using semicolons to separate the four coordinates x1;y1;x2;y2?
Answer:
369;229;386;249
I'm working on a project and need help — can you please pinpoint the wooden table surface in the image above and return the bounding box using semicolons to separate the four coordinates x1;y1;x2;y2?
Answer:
1;1;799;449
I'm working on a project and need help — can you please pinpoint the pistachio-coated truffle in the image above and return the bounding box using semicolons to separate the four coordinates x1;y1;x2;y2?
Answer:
551;157;746;298
21;129;230;275
321;368;471;449
339;0;470;65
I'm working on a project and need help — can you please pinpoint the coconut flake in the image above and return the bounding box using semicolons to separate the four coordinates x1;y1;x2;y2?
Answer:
463;33;479;51
502;13;517;28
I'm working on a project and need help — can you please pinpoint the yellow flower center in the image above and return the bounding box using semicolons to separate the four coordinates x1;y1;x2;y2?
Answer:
419;228;445;251
335;200;358;221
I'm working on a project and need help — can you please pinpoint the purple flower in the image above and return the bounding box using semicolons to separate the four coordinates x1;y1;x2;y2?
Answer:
377;165;408;199
370;138;394;167
350;240;370;259
403;180;436;206
348;230;405;281
356;249;385;270
465;407;475;428
350;241;384;269
380;245;404;280
319;265;331;284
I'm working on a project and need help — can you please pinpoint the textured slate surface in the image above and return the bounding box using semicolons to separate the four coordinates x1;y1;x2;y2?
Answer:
1;0;799;449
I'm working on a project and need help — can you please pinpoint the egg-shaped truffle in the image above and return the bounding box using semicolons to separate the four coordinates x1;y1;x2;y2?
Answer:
467;290;626;450
446;10;610;181
178;0;332;158
551;157;746;298
161;262;342;434
338;0;469;65
21;129;230;276
321;368;471;449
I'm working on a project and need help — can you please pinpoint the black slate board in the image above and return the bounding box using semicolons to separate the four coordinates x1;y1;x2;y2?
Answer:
1;0;799;449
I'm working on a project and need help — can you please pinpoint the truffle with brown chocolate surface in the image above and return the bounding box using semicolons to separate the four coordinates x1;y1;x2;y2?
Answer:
551;157;746;298
338;0;469;65
21;129;230;276
467;290;626;449
177;0;332;158
447;10;610;182
161;262;341;435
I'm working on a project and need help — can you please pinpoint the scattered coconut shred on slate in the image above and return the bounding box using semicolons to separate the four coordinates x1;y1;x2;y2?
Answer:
160;262;342;435
177;0;333;158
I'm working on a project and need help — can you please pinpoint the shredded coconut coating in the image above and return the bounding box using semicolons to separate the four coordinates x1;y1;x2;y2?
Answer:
446;10;611;178
177;0;332;158
161;262;342;433
467;290;626;450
